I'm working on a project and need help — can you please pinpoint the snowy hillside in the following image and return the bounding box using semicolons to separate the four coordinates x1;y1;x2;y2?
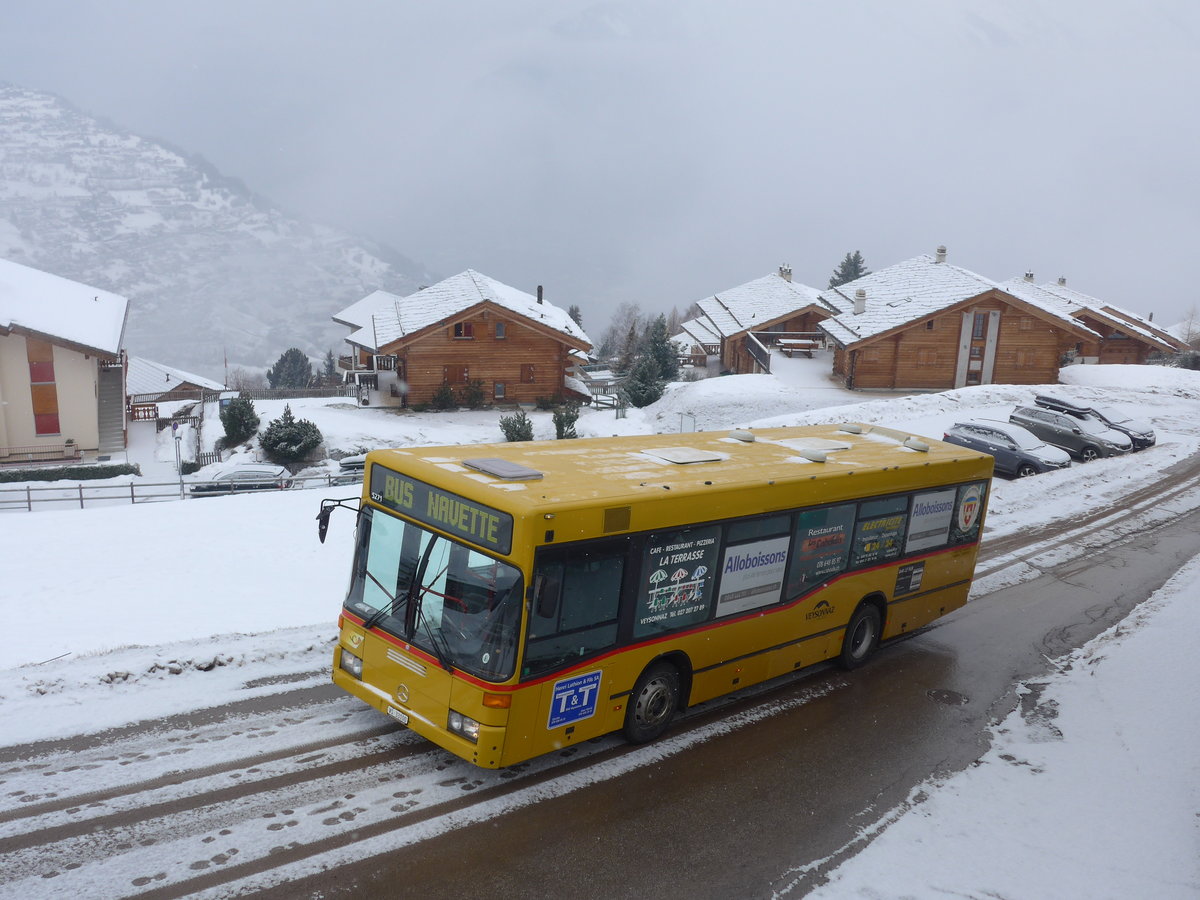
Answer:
0;83;431;375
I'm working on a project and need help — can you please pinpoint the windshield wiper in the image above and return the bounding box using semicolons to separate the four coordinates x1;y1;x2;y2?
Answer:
413;590;454;674
361;569;405;630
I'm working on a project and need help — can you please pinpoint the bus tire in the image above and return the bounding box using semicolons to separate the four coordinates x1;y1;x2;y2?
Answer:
623;661;680;744
838;602;882;670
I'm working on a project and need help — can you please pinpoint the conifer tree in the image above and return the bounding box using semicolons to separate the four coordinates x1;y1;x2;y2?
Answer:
260;404;323;462
266;348;314;389
828;251;870;288
219;397;259;445
620;355;665;408
644;314;679;381
567;304;584;328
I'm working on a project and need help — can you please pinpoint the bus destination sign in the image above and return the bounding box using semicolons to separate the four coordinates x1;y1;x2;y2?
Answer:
370;465;514;555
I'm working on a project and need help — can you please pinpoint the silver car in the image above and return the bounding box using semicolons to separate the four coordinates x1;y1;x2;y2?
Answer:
1009;406;1133;462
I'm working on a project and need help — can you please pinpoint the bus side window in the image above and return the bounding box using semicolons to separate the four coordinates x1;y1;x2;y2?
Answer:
524;552;624;677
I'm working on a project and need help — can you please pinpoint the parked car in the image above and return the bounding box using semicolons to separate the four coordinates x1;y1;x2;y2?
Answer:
331;453;367;486
1009;406;1132;461
1034;395;1156;451
943;419;1071;478
190;463;294;494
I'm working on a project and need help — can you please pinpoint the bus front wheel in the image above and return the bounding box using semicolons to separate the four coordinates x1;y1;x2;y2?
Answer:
838;603;882;670
623;662;680;743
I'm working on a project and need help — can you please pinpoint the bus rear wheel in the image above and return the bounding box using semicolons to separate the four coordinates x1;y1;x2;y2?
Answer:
838;603;882;670
623;662;680;743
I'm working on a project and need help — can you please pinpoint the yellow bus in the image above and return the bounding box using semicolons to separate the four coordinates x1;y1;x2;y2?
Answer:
319;423;992;768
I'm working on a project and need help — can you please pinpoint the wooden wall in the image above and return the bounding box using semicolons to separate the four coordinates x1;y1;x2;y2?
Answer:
837;296;1079;390
390;308;577;405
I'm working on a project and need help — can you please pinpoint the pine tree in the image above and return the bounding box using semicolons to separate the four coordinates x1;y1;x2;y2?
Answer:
553;403;580;439
620;355;665;408
266;348;314;389
321;349;337;385
219;397;260;445
644;314;679;382
499;409;534;442
260;404;323;462
828;251;870;288
616;322;640;374
567;304;584;328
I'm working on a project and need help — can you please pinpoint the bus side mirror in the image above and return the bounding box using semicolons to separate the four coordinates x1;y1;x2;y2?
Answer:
533;574;558;619
317;503;334;543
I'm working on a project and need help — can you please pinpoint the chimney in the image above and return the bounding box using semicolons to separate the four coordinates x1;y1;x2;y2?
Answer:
854;288;867;315
536;285;543;305
1057;276;1067;286
935;245;947;263
778;264;792;283
1023;271;1035;282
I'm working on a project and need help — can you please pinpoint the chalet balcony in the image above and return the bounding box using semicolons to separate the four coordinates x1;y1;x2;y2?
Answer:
337;355;373;372
338;355;398;373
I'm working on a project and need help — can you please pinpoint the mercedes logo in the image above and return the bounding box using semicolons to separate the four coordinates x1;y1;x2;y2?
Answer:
396;683;410;704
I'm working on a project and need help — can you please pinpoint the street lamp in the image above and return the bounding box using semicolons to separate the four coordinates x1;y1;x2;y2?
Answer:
173;422;184;498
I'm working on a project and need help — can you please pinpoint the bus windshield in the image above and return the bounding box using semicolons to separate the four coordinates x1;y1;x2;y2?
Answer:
344;507;523;681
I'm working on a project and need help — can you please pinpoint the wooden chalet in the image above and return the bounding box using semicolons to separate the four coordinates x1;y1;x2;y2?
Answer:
818;247;1102;391
332;270;592;408
1002;275;1188;364
691;266;836;375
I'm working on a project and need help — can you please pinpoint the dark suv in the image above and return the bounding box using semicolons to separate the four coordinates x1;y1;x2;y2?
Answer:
1009;405;1132;461
1034;395;1155;451
943;420;1071;478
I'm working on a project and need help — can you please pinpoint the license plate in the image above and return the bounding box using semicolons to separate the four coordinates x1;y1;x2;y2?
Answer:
387;706;409;725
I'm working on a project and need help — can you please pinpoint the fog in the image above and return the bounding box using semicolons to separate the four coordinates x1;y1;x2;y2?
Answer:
3;0;1197;330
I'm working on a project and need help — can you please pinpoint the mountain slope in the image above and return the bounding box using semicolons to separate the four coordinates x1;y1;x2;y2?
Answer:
0;83;432;376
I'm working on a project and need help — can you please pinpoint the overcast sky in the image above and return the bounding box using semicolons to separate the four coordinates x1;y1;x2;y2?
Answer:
2;0;1198;331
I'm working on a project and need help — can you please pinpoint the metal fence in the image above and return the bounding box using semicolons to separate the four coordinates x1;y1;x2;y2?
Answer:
0;474;360;513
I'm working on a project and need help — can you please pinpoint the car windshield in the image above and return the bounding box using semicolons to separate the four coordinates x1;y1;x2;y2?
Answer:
1077;417;1109;436
1005;428;1045;451
344;507;524;681
1093;406;1132;426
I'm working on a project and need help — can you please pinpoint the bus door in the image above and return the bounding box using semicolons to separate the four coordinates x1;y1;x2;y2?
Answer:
520;539;631;752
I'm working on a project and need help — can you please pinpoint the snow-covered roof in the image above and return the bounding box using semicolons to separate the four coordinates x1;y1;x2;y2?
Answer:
0;257;128;356
819;255;1093;347
330;289;402;332
337;270;591;352
695;272;829;339
1029;280;1186;351
676;315;721;348
127;356;225;396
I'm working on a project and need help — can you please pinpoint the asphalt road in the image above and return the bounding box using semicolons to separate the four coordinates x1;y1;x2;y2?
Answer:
269;492;1200;899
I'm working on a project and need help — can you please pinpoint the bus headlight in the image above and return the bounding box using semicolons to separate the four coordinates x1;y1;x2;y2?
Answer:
340;648;364;679
447;709;480;743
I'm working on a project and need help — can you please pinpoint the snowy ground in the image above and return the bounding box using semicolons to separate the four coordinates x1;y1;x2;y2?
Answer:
3;354;1199;897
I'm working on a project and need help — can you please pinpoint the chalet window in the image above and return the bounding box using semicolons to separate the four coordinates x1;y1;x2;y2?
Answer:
1016;350;1028;366
444;365;469;385
969;346;983;359
1110;331;1130;340
494;382;506;399
521;364;536;384
27;338;60;436
972;312;988;339
453;322;474;339
376;355;396;371
1020;317;1034;331
917;348;937;366
495;322;507;339
925;320;935;331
